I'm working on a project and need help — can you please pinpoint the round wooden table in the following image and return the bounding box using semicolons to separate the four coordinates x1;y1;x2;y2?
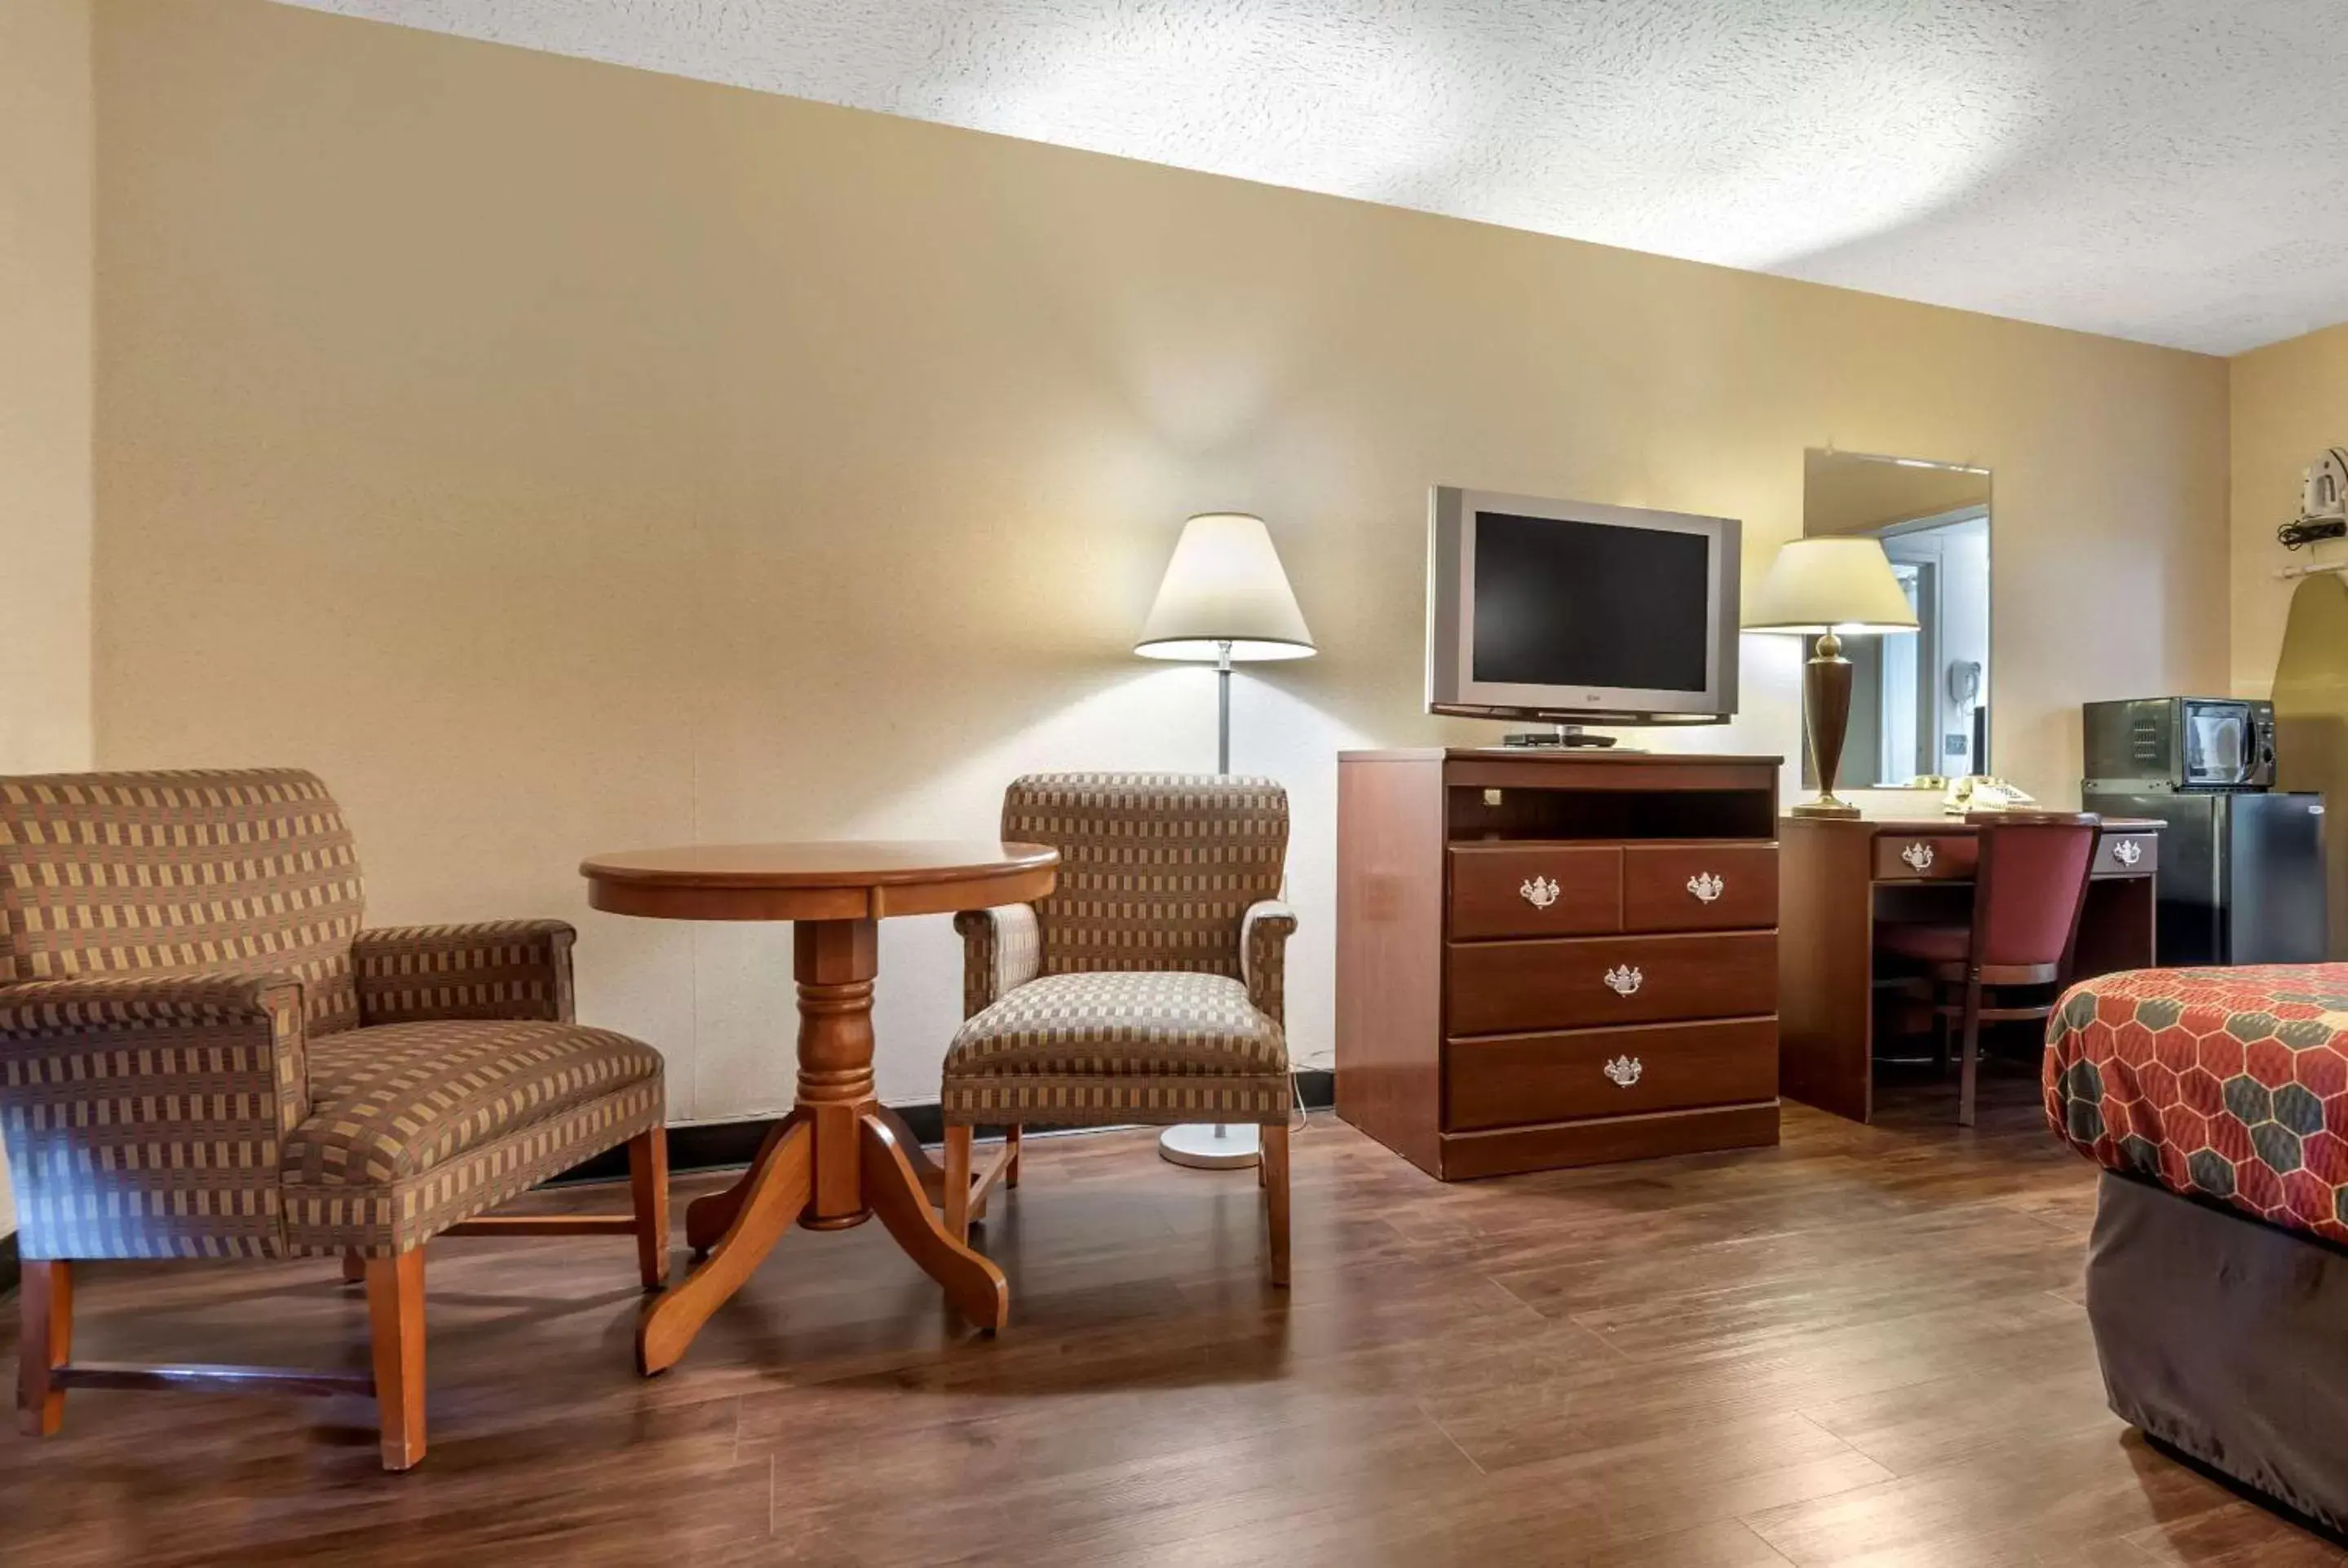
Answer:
581;840;1059;1373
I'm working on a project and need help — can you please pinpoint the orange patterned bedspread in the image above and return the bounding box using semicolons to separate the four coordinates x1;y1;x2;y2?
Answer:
2044;965;2348;1243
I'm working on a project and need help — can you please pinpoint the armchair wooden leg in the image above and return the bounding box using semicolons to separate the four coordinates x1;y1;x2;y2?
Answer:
628;1124;671;1292
1005;1124;1021;1189
341;1250;366;1285
365;1251;427;1473
1262;1120;1290;1289
17;1261;71;1438
944;1124;974;1243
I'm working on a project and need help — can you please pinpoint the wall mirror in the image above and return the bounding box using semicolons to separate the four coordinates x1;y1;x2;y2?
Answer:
1801;448;1991;788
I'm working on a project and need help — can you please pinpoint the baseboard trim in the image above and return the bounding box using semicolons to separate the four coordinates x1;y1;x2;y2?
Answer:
553;1067;1335;1184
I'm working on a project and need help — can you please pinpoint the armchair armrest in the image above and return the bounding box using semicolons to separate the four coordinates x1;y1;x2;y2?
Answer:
1241;900;1297;1025
0;972;307;1260
353;920;576;1025
952;903;1040;1018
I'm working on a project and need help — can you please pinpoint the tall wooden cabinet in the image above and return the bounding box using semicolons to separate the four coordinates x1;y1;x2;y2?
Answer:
1334;749;1783;1180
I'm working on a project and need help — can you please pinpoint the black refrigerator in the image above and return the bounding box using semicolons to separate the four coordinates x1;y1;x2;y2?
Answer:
2080;788;2328;965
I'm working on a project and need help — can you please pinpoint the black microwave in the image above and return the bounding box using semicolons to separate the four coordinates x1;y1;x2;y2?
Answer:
2082;698;2276;793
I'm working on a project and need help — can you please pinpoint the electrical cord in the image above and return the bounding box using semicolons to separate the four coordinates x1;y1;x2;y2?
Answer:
2279;517;2348;550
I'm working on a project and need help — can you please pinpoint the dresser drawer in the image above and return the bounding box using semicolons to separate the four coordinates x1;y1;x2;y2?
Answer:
2093;828;2158;878
1449;844;1621;939
1873;833;1978;881
1446;1018;1778;1130
1447;930;1777;1036
1623;842;1777;931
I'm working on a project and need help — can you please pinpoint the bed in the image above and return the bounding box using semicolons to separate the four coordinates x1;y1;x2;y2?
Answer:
2045;964;2348;1532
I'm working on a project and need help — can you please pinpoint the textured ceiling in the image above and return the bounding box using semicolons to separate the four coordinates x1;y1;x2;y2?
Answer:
276;1;2348;354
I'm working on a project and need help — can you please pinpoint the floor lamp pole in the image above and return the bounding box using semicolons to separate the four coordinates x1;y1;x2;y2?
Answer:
1217;639;1231;775
1161;638;1262;1170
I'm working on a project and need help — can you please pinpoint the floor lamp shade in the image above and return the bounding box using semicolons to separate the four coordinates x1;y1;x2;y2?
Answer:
1134;513;1316;663
1744;537;1918;819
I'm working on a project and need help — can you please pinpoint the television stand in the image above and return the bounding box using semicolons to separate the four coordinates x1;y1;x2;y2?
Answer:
1502;725;1616;749
1335;748;1784;1179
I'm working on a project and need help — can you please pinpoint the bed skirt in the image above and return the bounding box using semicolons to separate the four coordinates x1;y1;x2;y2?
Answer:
2087;1169;2348;1532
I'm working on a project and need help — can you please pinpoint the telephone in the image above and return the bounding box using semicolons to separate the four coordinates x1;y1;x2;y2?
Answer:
1943;775;2035;815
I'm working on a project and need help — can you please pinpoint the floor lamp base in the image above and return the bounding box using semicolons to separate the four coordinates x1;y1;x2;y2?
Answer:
1157;1123;1261;1169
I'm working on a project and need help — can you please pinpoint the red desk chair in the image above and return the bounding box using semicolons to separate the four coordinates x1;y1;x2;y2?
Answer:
1877;811;2101;1127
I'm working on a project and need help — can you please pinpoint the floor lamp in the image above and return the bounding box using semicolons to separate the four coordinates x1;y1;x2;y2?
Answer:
1134;512;1315;1169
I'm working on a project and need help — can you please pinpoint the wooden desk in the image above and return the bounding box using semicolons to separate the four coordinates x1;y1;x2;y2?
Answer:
1778;813;2162;1124
580;840;1058;1371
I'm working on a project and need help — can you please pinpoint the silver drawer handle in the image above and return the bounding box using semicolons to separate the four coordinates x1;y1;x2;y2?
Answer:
1603;1054;1643;1087
1520;875;1560;909
1603;963;1643;996
1687;872;1725;903
2112;838;2142;867
1901;841;1935;871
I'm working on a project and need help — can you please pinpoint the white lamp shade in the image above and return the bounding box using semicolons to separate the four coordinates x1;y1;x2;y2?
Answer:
1134;512;1316;662
1743;537;1921;635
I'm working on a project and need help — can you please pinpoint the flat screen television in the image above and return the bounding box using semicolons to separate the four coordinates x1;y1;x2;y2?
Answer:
1426;486;1740;727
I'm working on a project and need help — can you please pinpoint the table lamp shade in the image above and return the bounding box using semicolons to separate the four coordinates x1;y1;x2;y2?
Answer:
1134;513;1316;661
1743;537;1919;634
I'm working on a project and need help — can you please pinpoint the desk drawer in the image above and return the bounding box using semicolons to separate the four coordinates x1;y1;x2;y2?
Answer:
1446;1017;1778;1130
1448;931;1777;1036
1450;845;1621;939
2094;829;2158;878
1623;842;1777;931
1873;833;1978;881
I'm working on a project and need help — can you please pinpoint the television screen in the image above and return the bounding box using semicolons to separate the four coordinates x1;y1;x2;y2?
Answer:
1470;511;1712;694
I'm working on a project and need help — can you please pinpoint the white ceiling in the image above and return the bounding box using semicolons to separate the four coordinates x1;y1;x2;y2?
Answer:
278;1;2348;355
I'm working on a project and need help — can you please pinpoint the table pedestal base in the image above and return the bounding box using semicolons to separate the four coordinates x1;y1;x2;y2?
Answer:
634;918;1010;1376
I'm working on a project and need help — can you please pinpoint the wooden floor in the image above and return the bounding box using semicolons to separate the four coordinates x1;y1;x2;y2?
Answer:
5;1065;2341;1566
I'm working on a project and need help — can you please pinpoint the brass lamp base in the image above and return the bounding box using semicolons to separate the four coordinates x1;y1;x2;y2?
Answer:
1797;629;1859;819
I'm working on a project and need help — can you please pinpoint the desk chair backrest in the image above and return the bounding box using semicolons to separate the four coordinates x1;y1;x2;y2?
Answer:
1001;772;1287;978
1968;811;2100;978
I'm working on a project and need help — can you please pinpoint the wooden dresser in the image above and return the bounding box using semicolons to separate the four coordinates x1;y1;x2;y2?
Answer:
1334;749;1783;1180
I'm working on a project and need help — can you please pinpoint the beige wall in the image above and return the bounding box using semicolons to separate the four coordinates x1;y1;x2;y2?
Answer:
92;0;2232;1123
1;0;98;1239
2231;323;2348;697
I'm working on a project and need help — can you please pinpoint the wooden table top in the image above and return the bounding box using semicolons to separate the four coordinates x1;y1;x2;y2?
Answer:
581;840;1057;887
1785;813;2165;833
580;840;1059;922
1831;821;2160;831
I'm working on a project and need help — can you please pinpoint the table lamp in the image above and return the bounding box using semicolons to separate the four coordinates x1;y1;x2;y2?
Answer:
1135;511;1315;1168
1744;537;1919;818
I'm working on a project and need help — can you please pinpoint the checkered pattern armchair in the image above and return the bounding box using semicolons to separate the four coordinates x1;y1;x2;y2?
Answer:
940;772;1294;1284
0;769;669;1470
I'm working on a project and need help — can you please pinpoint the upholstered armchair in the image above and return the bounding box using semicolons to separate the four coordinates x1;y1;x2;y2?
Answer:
0;770;668;1470
943;773;1294;1285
